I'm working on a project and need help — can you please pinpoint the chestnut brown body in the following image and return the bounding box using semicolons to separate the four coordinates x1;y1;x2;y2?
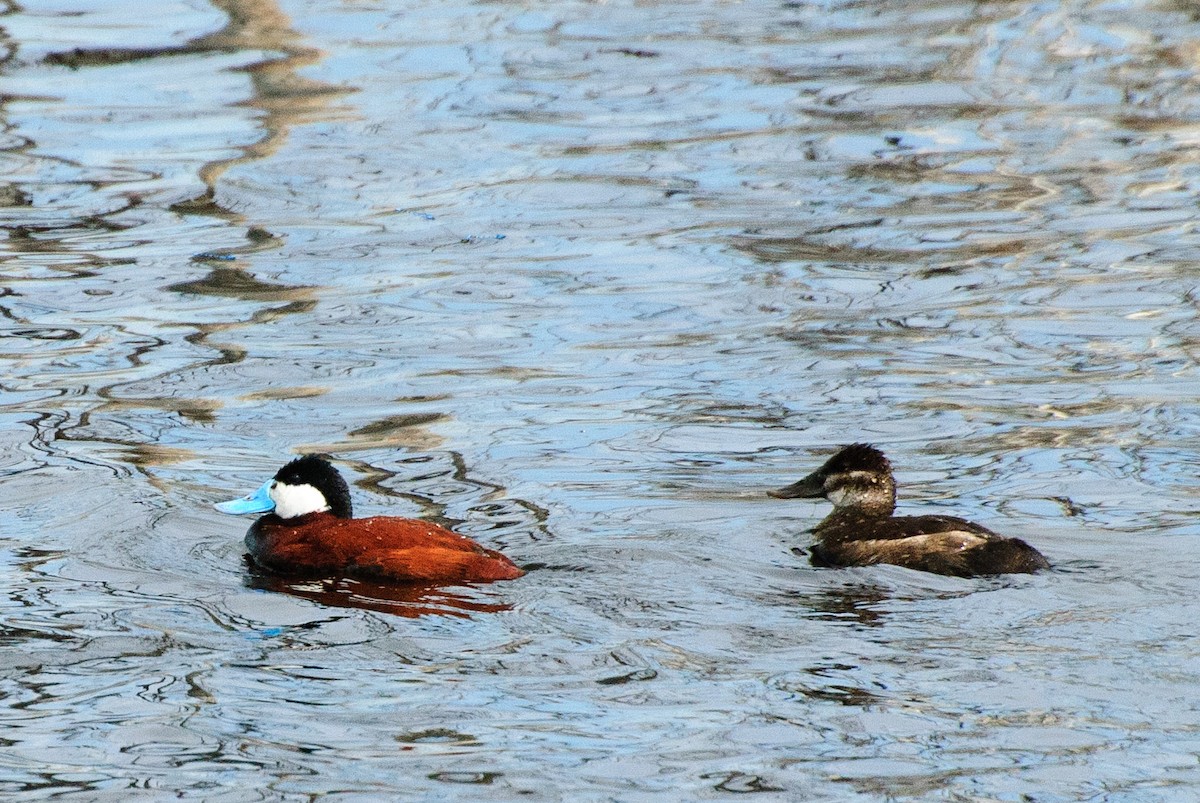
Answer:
246;511;524;584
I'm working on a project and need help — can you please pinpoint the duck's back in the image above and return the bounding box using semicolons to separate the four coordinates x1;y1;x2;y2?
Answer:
811;514;1049;577
348;516;524;582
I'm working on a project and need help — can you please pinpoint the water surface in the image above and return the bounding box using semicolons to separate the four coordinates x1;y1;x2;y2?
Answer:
3;0;1200;799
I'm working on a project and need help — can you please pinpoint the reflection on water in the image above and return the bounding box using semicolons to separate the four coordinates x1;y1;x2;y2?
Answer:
245;568;513;619
2;0;1200;798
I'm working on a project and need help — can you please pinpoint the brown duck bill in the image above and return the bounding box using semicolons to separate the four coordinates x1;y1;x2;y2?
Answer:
768;472;824;499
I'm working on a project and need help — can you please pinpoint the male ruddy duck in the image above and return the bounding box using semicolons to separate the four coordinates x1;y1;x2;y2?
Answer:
216;455;523;584
770;444;1049;577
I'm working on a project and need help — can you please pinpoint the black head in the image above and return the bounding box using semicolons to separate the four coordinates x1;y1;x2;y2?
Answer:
769;443;896;515
815;443;892;477
273;455;353;519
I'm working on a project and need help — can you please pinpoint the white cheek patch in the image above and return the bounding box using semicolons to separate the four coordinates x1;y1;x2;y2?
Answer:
827;485;853;506
826;472;891;509
270;482;330;519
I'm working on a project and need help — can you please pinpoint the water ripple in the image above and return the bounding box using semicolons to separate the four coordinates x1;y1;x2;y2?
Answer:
3;0;1200;799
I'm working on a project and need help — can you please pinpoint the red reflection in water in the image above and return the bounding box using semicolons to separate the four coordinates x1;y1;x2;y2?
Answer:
245;568;513;618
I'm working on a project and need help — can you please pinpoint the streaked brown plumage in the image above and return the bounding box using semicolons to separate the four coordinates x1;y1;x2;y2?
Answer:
770;444;1049;577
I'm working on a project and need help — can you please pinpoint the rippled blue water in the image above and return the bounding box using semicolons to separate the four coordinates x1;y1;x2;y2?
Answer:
3;0;1200;799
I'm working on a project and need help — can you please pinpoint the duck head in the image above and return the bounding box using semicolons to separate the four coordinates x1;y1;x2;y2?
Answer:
769;443;896;516
216;455;353;519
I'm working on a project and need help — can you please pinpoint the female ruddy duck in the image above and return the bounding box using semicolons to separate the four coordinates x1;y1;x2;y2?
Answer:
216;455;523;584
770;444;1049;577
